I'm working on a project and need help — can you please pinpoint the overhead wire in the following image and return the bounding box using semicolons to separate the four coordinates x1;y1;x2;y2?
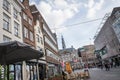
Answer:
52;18;103;30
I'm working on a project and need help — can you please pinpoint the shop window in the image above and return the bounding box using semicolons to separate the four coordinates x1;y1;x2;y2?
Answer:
26;64;38;80
0;64;22;80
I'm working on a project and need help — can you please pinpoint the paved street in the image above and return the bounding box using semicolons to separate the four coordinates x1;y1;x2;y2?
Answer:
87;67;120;80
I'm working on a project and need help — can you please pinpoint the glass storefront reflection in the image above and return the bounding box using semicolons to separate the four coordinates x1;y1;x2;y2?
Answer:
15;65;22;80
26;64;38;80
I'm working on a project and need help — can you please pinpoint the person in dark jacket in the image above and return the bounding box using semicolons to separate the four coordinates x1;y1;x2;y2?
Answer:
62;70;67;80
39;66;44;80
104;62;110;71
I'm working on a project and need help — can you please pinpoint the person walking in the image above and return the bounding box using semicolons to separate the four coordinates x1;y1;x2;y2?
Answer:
39;66;44;80
104;62;110;71
62;70;67;80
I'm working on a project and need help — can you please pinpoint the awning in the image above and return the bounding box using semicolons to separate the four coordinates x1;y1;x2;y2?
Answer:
0;41;43;65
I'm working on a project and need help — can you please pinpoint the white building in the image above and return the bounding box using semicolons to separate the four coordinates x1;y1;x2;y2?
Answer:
30;5;46;63
42;20;60;77
0;0;25;80
0;0;24;43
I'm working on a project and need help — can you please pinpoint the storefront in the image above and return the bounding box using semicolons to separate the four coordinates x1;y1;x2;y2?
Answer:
0;41;43;80
0;63;22;80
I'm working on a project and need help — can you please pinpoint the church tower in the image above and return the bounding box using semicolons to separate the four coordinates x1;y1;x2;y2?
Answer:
61;35;66;50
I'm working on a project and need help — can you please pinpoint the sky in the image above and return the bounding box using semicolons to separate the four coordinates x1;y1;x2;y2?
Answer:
30;0;120;49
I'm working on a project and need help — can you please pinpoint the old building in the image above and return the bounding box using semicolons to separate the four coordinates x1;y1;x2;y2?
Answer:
21;0;39;80
79;45;96;68
0;0;24;43
0;0;24;80
59;36;81;70
30;5;47;80
22;0;35;47
94;7;120;65
41;14;60;77
59;46;81;70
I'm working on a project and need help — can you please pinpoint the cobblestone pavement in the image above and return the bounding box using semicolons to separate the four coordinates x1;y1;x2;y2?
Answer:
87;67;120;80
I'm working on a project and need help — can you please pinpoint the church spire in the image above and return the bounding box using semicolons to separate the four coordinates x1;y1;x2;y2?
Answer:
61;35;66;50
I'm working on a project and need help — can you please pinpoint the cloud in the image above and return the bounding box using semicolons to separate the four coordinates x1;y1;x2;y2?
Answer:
31;0;81;33
85;0;104;18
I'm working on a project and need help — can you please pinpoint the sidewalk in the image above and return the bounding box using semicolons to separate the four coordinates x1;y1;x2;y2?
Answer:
88;67;120;80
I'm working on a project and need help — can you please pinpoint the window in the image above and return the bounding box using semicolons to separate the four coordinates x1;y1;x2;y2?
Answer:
40;37;43;44
14;8;18;20
24;27;28;38
3;0;10;12
30;31;34;41
3;35;11;42
38;27;40;33
15;65;22;80
36;34;40;42
23;12;27;21
29;18;32;25
3;14;10;31
14;22;19;36
37;46;41;51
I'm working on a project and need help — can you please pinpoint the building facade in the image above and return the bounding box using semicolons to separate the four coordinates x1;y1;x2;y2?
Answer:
0;0;23;43
59;45;81;71
0;0;60;80
42;20;60;77
30;5;47;80
94;7;120;66
22;0;35;47
79;45;96;68
0;0;24;80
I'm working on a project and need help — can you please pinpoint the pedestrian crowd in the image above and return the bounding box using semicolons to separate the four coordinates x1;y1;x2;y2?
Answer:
98;59;120;71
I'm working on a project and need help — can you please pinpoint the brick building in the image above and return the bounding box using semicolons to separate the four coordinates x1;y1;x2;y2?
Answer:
22;0;35;47
79;45;96;68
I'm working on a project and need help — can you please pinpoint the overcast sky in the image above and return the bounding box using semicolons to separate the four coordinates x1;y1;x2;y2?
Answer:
30;0;120;49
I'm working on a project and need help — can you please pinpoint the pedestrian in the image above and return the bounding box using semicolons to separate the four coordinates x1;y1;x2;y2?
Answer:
110;62;113;68
104;62;110;71
113;61;116;68
62;70;67;80
39;66;44;80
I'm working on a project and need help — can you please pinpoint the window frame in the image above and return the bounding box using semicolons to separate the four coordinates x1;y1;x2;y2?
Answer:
29;18;32;25
14;21;19;37
3;35;11;42
23;12;27;21
3;0;10;13
3;13;11;32
24;27;28;38
13;8;19;20
30;31;34;41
